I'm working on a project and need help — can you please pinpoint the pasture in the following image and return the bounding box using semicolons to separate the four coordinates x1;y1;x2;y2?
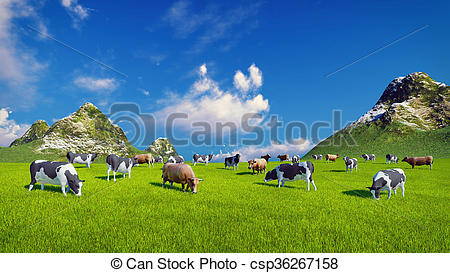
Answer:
0;158;448;252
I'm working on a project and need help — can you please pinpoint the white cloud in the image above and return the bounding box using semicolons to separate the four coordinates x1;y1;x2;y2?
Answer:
60;0;90;29
0;0;47;109
213;139;313;162
0;108;30;147
234;64;263;94
138;88;150;96
156;64;269;131
74;76;119;92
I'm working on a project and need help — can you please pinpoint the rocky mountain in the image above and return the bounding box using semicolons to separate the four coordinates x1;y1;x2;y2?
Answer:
8;102;140;157
10;120;49;147
305;72;450;158
145;137;178;158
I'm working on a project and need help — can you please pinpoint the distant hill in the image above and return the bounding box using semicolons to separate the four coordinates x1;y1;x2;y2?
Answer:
304;72;450;159
144;137;178;158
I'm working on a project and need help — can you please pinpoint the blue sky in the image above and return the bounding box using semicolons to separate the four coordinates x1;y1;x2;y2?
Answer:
0;0;449;159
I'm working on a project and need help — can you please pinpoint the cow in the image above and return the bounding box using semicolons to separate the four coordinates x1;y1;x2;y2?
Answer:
28;160;84;196
402;156;433;170
167;155;184;164
367;168;406;200
248;158;267;175
312;154;322;160
154;156;163;163
277;154;289;161
343;156;358;173
133;154;155;168
386;154;398;164
264;161;316;191
261;154;271;162
162;163;202;193
325;154;339;162
291;155;300;163
106;154;138;182
66;151;97;168
361;154;375;163
193;154;213;166
225;154;240;170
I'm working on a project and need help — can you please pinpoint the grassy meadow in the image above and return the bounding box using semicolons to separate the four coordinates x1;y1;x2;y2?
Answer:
0;158;449;252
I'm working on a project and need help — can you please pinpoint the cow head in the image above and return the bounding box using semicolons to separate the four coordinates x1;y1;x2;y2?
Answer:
401;157;408;162
248;160;255;169
65;170;84;196
366;186;381;200
188;178;203;194
264;169;277;182
91;153;98;161
131;157;139;166
208;154;214;161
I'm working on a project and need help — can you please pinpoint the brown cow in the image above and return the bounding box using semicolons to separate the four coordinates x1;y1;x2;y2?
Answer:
133;154;155;168
162;163;202;193
277;154;289;161
261;154;271;162
325;154;339;162
402;156;433;170
248;158;267;175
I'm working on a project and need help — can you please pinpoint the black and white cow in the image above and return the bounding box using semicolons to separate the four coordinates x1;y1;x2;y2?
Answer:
264;161;316;191
343;156;358;173
224;154;240;170
361;154;376;163
66;151;98;168
312;154;322;160
386;154;398;164
367;168;406;200
106;154;138;182
167;155;184;164
193;154;213;166
291;155;300;163
28;160;84;196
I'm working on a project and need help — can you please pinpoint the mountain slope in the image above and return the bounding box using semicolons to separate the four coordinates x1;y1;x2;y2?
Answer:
9;120;49;147
305;72;450;159
144;137;178;158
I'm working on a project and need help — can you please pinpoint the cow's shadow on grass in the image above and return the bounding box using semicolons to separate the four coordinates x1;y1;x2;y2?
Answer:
95;175;126;180
342;190;372;199
148;182;185;192
253;182;296;189
23;184;65;193
236;171;255;175
324;170;346;173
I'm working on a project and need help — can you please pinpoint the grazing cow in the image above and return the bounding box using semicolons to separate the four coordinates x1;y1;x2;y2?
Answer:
261;154;271;162
343;156;358;173
277;154;289;161
225;154;240;170
292;155;300;163
66;151;97;168
312;154;322;160
162;163;202;193
28;160;84;196
402;156;433;170
247;158;267;175
325;154;339;162
367;168;406;200
154;156;163;163
166;155;184;164
133;154;155;167
361;154;376;163
386;154;398;164
193;154;213;166
264;161;316;191
106;154;138;182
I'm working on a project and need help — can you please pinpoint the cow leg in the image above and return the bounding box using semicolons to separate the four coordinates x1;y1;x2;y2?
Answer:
194;162;196;166
277;179;281;188
412;164;414;169
28;184;34;191
128;171;131;179
310;179;317;191
107;168;110;181
430;164;432;170
66;185;70;193
61;185;67;196
387;189;391;200
41;183;45;191
181;183;185;193
113;171;116;182
170;182;173;187
393;189;397;195
399;183;405;197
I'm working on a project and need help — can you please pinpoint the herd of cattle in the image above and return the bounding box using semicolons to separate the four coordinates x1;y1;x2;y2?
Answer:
28;151;434;200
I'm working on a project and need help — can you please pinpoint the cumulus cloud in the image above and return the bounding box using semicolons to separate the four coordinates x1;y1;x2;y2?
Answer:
60;0;91;29
156;64;269;131
138;88;150;96
213;139;313;162
74;76;119;92
234;64;263;94
0;0;47;109
0;108;30;147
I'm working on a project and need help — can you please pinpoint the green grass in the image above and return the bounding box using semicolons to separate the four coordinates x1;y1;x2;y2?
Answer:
305;124;450;159
0;159;449;253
